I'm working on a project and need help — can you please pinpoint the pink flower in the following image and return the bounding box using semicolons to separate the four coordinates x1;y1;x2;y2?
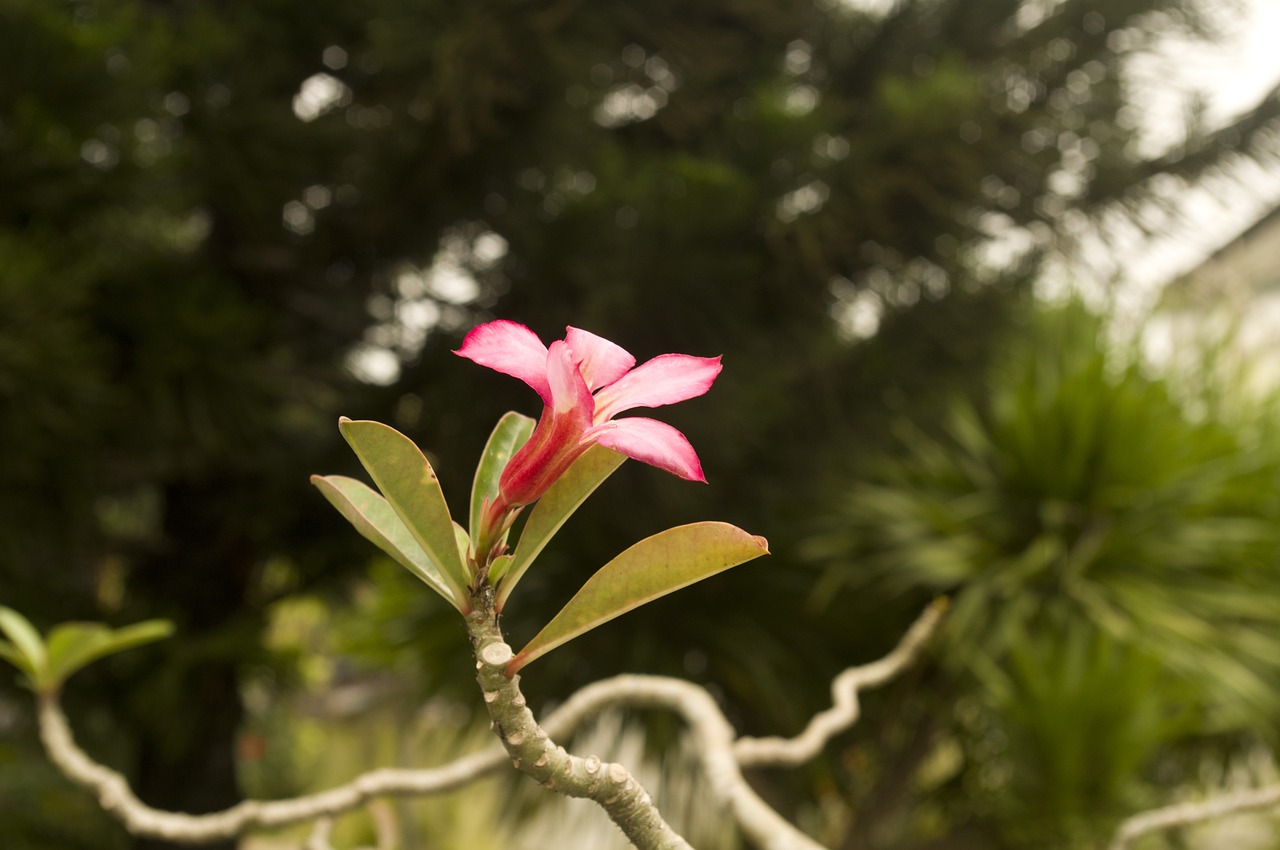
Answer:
456;321;722;513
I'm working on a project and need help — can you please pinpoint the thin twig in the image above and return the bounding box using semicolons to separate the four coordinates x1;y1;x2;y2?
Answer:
37;694;507;843
732;599;947;768
303;810;391;850
1109;784;1280;850
304;818;335;850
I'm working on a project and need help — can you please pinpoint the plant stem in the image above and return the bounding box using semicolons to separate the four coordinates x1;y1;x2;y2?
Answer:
466;587;694;850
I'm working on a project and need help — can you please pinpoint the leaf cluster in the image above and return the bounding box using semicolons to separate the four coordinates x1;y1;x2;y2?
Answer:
313;417;767;673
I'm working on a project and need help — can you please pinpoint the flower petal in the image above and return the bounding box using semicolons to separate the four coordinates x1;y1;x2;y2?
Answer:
496;342;595;507
564;326;636;391
454;320;551;403
592;417;706;482
546;340;595;416
498;406;590;508
592;354;722;420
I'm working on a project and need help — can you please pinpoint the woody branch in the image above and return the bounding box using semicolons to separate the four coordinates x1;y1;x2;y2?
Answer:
35;602;944;849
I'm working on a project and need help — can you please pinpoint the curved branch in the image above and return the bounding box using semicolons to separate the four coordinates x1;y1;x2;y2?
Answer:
37;693;508;843
733;599;946;768
543;674;826;850
35;601;946;849
1109;784;1280;850
466;597;693;850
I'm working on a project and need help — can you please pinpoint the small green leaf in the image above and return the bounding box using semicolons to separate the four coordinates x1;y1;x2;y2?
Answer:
487;554;514;585
44;620;174;689
312;475;464;611
498;445;626;610
0;612;173;692
338;418;472;610
470;412;535;545
0;639;32;677
45;623;111;682
0;607;45;674
510;522;769;672
94;620;174;654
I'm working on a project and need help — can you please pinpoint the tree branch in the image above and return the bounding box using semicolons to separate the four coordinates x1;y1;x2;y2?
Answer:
542;673;827;850
466;593;694;850
36;692;509;842
1108;783;1280;850
733;599;947;768
34;601;946;849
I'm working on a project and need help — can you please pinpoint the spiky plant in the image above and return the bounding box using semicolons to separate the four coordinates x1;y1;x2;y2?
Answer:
809;299;1280;846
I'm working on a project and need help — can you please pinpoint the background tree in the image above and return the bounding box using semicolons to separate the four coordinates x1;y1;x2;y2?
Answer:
3;0;1279;847
809;302;1280;847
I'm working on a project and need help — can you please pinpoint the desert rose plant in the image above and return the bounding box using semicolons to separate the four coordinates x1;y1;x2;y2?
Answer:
8;320;1247;849
304;321;768;847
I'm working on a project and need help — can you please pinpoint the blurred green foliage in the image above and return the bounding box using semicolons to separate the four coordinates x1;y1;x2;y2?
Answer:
235;591;742;850
3;0;1280;847
809;301;1280;847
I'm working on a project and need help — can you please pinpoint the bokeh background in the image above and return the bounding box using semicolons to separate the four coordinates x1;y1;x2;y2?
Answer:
4;0;1280;847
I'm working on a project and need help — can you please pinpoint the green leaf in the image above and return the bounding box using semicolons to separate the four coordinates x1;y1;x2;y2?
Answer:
44;622;110;682
487;554;514;585
91;619;174;654
453;521;472;568
44;620;174;689
497;444;626;610
470;412;535;545
0;611;173;692
0;607;45;675
311;474;464;611
338;418;472;610
510;522;769;672
0;639;32;677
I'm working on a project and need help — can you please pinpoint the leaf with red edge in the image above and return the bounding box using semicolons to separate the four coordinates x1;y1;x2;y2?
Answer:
509;522;768;673
498;444;625;610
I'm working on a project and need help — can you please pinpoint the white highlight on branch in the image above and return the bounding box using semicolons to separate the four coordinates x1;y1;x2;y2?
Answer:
35;602;946;849
1108;783;1280;850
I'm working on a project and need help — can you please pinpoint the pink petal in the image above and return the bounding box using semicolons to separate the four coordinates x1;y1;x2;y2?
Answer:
454;320;551;403
498;398;592;508
592;417;706;482
564;326;636;391
495;342;595;507
592;354;722;421
545;340;595;416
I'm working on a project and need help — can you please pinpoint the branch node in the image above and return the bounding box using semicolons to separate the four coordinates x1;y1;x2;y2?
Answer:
479;642;514;666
